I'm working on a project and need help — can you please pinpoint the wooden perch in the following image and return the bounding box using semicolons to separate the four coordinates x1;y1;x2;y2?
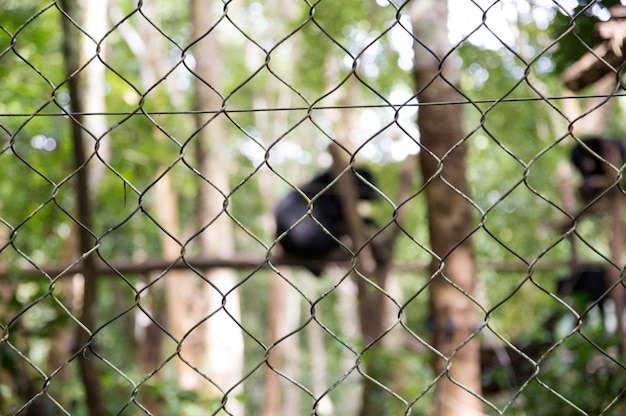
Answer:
0;255;584;281
0;252;358;279
563;5;626;91
562;42;626;91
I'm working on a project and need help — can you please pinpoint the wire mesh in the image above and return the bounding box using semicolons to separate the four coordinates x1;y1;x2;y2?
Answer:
1;0;625;415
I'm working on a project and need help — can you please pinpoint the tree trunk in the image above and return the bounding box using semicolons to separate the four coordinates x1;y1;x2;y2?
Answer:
608;191;626;358
410;1;482;415
262;272;283;416
111;2;190;402
327;148;412;416
323;80;415;413
60;1;106;415
190;1;245;413
80;0;110;193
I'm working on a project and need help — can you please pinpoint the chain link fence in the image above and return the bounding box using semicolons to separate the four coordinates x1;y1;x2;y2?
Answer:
1;1;625;415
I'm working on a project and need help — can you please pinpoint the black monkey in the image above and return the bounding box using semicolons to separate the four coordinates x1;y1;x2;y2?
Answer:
557;267;609;316
570;137;626;202
275;168;378;275
556;266;626;327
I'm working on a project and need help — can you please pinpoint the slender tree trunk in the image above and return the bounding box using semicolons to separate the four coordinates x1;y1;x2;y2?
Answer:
325;90;414;414
262;269;305;416
80;0;110;192
59;1;106;415
108;3;182;404
190;1;245;413
263;272;283;416
599;145;626;357
335;277;362;414
327;144;402;416
307;295;328;414
410;2;482;415
608;191;626;358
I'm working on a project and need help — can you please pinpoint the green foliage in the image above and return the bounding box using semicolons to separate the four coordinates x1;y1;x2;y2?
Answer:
295;0;408;98
513;328;625;415
458;42;570;269
549;0;623;74
359;345;434;415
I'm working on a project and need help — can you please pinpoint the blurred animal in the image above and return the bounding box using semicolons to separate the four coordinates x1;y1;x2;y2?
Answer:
570;137;626;203
275;168;378;275
556;267;619;323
